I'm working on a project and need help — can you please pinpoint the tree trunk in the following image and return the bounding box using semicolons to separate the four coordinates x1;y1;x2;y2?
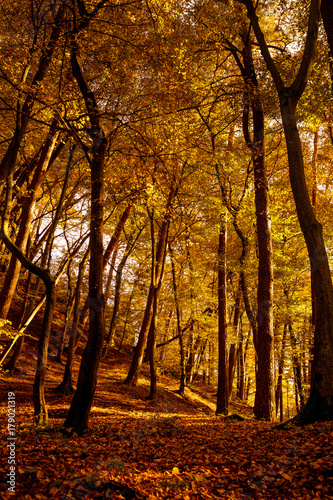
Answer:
311;130;318;327
148;288;158;400
275;324;287;420
57;263;75;363
321;0;333;91
103;242;119;305
124;186;175;386
229;283;242;399
169;242;186;397
0;122;59;318
242;30;275;421
0;4;65;187
236;341;245;401
56;249;89;395
289;325;305;410
193;338;208;381
216;211;228;415
33;277;56;425
103;237;135;356
243;0;333;424
63;41;106;435
118;276;138;352
280;100;333;423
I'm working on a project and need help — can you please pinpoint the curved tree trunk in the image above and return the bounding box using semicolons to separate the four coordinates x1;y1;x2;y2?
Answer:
280;100;333;423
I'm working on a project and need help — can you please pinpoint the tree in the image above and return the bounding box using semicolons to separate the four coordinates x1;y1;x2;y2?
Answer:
216;209;229;415
240;0;333;424
125;184;176;387
63;10;107;434
240;27;275;421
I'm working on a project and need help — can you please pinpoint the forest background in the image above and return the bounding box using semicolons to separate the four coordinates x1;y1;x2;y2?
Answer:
0;0;333;446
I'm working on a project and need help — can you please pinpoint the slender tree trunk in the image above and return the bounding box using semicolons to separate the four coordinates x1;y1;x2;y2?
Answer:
275;324;287;419
311;130;318;328
237;340;245;401
57;263;75;363
148;288;158;400
118;276;139;352
184;230;197;386
216;211;228;415
103;236;137;356
289;325;305;410
103;242;119;304
169;242;186;397
56;249;89;395
321;0;333;92
228;346;237;401
229;281;242;399
33;278;56;425
193;338;208;381
102;197;136;269
0;4;65;187
124;186;175;386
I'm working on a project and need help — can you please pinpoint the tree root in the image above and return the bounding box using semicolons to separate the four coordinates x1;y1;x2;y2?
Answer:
274;390;333;430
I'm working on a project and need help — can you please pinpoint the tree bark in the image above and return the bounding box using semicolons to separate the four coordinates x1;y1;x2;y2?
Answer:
321;0;333;91
57;263;75;363
289;325;305;410
311;130;318;327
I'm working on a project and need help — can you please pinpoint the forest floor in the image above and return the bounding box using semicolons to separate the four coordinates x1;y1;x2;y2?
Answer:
1;324;333;500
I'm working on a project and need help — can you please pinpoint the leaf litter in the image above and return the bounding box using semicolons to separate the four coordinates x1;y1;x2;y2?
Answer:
1;341;333;499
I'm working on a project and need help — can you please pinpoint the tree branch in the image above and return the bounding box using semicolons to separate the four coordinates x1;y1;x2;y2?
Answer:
238;0;284;92
292;0;321;101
